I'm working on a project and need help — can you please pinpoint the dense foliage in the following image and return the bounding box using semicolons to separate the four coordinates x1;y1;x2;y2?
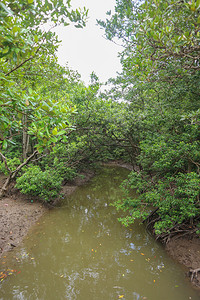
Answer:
98;0;200;237
0;0;88;197
0;0;200;238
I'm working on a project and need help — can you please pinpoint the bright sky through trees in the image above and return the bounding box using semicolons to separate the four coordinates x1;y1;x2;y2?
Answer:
54;0;122;84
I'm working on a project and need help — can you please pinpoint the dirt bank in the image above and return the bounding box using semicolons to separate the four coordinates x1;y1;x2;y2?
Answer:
166;236;200;288
102;160;133;171
0;171;94;259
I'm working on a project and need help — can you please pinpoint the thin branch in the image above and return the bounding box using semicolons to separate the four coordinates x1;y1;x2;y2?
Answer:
11;150;38;179
0;152;11;173
5;46;42;76
5;23;57;77
188;157;200;174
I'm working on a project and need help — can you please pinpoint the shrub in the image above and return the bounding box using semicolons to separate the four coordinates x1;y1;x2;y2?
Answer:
15;165;63;202
115;171;200;234
0;157;21;176
52;157;77;181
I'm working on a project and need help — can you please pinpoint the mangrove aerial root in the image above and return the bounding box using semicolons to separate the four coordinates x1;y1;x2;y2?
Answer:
189;268;200;282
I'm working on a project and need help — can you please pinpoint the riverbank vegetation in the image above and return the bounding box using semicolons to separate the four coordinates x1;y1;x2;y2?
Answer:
0;0;200;240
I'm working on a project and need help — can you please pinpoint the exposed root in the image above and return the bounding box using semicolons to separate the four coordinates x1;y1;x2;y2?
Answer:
189;268;200;282
143;209;200;245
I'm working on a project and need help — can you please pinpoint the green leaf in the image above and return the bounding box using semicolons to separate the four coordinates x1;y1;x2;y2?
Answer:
0;2;14;15
190;3;196;11
34;35;39;43
52;127;58;135
2;140;8;150
57;130;66;135
196;0;200;9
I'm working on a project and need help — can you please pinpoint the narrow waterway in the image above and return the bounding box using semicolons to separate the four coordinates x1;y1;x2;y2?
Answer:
0;167;199;300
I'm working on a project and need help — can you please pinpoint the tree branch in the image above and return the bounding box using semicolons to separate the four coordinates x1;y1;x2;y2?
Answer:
11;150;38;179
0;152;11;174
5;46;42;76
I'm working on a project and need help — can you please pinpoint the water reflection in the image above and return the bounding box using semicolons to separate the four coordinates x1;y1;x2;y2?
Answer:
0;167;199;300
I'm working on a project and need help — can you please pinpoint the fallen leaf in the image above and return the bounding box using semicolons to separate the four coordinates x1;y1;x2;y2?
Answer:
141;253;145;256
145;258;151;262
118;296;124;299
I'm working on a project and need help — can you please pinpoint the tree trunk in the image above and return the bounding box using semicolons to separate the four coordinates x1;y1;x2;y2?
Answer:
188;160;192;173
22;114;29;161
0;175;12;198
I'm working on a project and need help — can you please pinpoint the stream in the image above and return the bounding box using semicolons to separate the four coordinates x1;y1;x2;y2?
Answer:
0;167;200;300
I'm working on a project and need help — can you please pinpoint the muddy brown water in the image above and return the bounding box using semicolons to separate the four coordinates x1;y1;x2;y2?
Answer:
0;167;200;300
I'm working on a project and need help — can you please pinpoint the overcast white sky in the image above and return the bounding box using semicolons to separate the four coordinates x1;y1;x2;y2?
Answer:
54;0;122;85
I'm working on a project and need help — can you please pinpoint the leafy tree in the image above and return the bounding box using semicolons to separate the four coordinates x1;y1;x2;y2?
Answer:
99;0;200;237
0;0;88;197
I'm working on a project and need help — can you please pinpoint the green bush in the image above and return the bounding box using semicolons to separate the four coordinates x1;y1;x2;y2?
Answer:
52;157;77;181
15;165;63;202
0;157;21;176
115;171;200;234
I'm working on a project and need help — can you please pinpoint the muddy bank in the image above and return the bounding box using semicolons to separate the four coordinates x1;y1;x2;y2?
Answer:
102;160;133;171
166;236;200;288
0;171;94;259
0;194;46;258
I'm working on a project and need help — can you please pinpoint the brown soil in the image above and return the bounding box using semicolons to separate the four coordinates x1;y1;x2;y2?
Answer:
166;236;200;288
102;160;133;171
0;170;94;259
